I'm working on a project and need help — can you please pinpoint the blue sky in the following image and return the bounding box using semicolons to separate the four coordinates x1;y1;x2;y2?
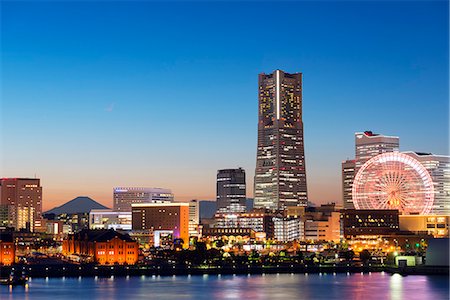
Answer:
1;1;448;210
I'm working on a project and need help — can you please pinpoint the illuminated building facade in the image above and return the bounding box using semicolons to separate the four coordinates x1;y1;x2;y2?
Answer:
341;209;399;238
304;204;341;242
131;203;189;247
342;159;356;209
254;70;308;210
403;152;450;215
213;211;274;237
89;209;132;230
399;215;449;238
352;152;435;215
0;205;11;228
113;187;174;212
342;131;399;209
188;200;201;237
273;216;304;242
0;232;14;265
62;229;138;265
0;178;43;232
355;131;399;171
216;168;246;213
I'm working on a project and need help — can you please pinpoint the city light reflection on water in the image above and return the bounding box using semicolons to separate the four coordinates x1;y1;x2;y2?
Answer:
1;273;448;299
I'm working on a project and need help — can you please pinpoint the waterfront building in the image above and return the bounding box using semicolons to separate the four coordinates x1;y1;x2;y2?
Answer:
304;204;341;242
212;210;275;238
131;202;189;247
0;178;43;232
216;168;246;213
0;232;14;265
399;215;449;238
62;229;138;265
403;152;450;215
202;227;254;238
254;70;308;210
113;187;173;212
89;209;132;230
341;159;356;209
352;152;434;215
341;209;400;238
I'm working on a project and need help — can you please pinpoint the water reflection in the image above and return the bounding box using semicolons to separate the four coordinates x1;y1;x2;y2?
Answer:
390;273;403;300
0;273;448;299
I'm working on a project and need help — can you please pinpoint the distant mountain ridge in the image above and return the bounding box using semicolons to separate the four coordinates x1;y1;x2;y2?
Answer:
44;196;109;215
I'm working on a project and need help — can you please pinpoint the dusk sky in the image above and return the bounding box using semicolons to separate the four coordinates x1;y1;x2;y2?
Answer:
1;1;448;211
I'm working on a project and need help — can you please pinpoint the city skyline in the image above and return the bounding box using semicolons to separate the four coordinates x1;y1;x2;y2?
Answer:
1;1;448;211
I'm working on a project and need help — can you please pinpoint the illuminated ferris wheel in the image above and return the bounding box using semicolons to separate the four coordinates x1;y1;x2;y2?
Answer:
352;152;434;215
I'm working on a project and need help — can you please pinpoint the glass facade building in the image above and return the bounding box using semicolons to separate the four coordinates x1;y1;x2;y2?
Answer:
216;168;246;213
254;70;308;210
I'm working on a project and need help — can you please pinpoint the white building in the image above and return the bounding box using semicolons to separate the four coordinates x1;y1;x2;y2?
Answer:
89;209;132;230
188;200;201;237
273;217;304;242
355;131;399;171
343;131;399;209
113;187;173;212
403;152;450;215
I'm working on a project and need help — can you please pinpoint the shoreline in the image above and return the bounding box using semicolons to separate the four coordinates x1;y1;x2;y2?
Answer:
1;264;448;278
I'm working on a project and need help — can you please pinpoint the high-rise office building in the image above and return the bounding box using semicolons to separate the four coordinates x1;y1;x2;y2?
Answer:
216;168;246;213
342;131;399;209
113;187;173;212
355;131;399;171
342;159;356;209
403;152;450;215
0;178;42;232
254;70;308;210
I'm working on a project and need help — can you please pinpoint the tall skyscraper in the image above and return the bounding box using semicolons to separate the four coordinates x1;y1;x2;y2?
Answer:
342;131;400;209
254;70;307;210
216;168;246;213
113;187;173;212
355;131;399;171
403;152;450;215
0;178;42;232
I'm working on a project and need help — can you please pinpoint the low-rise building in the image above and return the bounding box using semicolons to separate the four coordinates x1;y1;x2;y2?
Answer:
273;216;304;242
89;209;132;231
131;203;189;248
212;210;274;238
342;209;400;238
62;229;138;265
399;215;449;238
304;204;341;242
0;232;14;265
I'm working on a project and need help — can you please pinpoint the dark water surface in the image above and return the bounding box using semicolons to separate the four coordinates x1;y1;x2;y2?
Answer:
1;273;448;299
